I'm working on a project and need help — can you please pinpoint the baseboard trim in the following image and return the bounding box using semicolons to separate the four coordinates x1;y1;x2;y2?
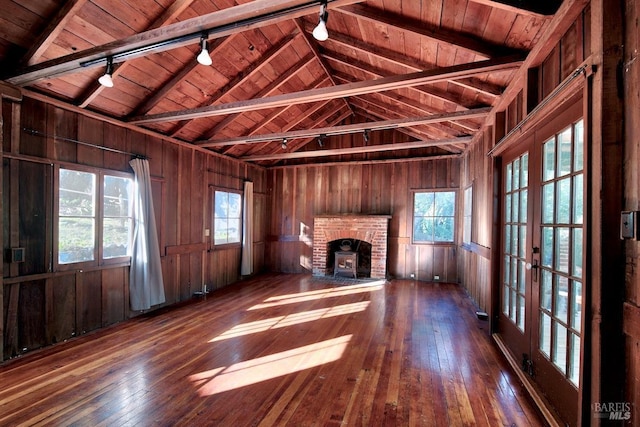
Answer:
492;333;562;427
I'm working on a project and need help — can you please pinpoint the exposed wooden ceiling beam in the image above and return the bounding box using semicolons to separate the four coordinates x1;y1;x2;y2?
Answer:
322;51;480;110
167;32;300;136
21;0;90;66
127;36;232;116
293;18;354;117
311;25;504;99
129;56;523;124
242;136;471;162
468;0;560;17
247;108;352;163
335;4;522;59
196;53;317;140
198;108;489;147
332;72;480;134
348;103;463;153
222;77;333;157
78;0;199;109
4;0;364;86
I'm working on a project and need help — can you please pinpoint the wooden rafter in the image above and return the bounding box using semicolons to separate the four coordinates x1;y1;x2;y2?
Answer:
4;0;364;86
322;51;480;110
20;0;90;66
348;103;463;153
77;0;198;108
168;32;300;136
198;108;489;147
468;0;559;17
293;18;354;117
222;76;333;157
307;24;504;99
257;109;353;165
242;136;471;162
128;36;232;117
129;56;523;124
196;53;317;140
332;72;479;134
335;4;522;59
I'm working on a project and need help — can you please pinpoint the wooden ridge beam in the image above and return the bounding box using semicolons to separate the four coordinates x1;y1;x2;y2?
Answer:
4;0;364;86
129;56;522;124
241;136;471;162
199;108;489;147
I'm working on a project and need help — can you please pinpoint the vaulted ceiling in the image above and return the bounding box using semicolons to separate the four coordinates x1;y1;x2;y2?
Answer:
0;0;560;166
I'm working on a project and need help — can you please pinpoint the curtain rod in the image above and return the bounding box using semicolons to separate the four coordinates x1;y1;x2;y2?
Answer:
23;128;148;159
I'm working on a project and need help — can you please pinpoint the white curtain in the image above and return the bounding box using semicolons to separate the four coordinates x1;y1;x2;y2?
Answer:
240;181;254;276
129;158;165;311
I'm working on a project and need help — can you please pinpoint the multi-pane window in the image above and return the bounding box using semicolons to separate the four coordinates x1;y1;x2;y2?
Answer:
413;191;456;243
59;170;96;264
463;185;473;245
539;119;584;387
58;168;133;265
214;190;242;245
502;153;529;331
103;175;134;259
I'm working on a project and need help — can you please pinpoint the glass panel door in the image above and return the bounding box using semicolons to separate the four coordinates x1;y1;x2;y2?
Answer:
535;119;584;387
503;153;529;331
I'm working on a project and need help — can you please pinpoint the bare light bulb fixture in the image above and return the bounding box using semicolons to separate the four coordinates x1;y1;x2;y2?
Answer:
98;57;114;87
363;129;370;144
282;138;288;150
312;2;329;41
197;35;213;66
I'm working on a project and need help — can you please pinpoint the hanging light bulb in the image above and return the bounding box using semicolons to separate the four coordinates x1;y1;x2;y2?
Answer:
197;36;213;66
98;57;114;87
363;129;370;144
282;138;288;150
312;2;329;41
318;134;325;148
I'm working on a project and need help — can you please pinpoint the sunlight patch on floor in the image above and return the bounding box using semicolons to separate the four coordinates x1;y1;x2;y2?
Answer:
247;280;385;310
210;301;370;342
190;335;352;396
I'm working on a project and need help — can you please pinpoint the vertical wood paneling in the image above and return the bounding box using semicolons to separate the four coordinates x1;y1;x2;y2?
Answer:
50;274;75;343
267;155;459;280
624;0;640;422
1;96;267;361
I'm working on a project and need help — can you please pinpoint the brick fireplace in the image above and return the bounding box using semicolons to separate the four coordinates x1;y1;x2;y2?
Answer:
313;215;391;279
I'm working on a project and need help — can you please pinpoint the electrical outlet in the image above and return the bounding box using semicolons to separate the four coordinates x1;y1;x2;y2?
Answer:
434;275;440;281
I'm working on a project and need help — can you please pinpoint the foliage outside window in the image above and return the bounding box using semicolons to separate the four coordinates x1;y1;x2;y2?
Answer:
413;190;456;243
214;190;242;245
463;185;473;245
58;168;133;264
103;175;134;259
59;169;96;263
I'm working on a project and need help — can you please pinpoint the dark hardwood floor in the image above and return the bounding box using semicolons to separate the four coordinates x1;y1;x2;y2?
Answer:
0;274;543;426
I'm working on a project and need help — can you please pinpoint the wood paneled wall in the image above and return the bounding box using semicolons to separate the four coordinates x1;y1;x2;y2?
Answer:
266;156;460;282
623;0;640;423
0;94;267;361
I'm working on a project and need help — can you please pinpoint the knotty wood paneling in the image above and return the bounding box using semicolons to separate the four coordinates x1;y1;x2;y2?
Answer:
1;95;267;361
266;156;459;281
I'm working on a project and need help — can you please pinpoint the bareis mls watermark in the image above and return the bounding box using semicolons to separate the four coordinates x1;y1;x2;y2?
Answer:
592;402;632;421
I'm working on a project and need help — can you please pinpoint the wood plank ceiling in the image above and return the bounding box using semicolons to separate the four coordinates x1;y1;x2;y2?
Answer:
0;0;558;166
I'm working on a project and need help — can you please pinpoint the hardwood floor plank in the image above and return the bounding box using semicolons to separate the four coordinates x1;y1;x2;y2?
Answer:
0;274;543;426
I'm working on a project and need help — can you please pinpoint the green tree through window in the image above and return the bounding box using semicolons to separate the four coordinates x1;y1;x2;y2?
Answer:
413;191;456;243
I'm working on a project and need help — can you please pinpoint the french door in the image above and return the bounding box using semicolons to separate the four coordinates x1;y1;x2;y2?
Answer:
497;102;584;426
